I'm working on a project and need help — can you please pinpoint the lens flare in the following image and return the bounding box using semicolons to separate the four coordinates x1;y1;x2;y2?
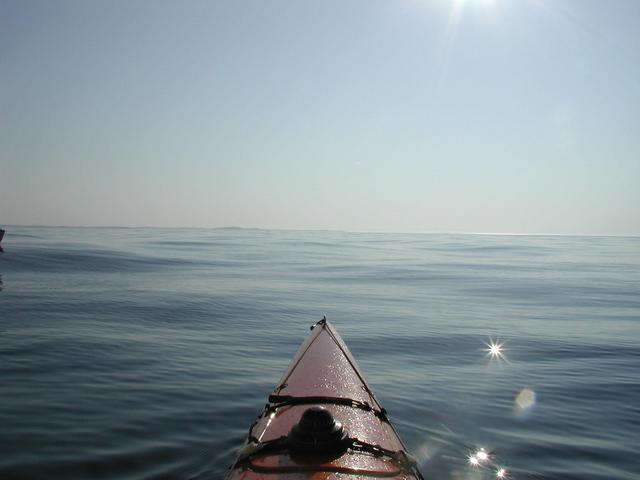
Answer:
469;455;479;466
515;388;536;413
497;467;507;478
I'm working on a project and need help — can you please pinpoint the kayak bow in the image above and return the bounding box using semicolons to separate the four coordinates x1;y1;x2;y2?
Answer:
226;317;423;479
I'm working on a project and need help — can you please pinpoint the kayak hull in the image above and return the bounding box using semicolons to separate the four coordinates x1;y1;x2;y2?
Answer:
225;318;422;479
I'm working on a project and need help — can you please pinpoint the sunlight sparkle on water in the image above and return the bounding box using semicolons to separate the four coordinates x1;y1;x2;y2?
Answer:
464;445;511;478
485;340;505;360
476;448;489;461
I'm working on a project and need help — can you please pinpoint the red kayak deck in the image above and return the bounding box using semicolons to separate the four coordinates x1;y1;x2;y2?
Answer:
226;318;422;479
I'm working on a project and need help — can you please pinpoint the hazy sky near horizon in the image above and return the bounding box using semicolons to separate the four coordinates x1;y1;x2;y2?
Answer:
1;0;639;234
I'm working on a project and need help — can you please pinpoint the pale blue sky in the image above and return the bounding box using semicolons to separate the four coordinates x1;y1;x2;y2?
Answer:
1;0;639;233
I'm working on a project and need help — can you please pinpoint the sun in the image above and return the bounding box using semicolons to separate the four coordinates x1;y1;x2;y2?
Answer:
455;0;497;5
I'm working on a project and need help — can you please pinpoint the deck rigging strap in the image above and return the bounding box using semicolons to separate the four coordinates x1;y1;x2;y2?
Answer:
266;394;389;421
232;435;421;477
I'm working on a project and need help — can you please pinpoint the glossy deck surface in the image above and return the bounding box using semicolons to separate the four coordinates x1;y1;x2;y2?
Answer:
226;320;420;479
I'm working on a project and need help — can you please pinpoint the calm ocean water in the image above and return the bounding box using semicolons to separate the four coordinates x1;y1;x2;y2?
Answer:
0;227;638;479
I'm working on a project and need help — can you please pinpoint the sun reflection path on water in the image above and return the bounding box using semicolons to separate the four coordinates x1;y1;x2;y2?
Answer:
456;338;513;478
415;338;526;479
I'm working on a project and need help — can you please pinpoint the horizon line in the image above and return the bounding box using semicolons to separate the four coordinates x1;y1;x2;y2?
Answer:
1;224;639;238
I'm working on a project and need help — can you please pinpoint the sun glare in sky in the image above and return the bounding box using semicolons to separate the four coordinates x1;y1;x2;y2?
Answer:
455;0;497;5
